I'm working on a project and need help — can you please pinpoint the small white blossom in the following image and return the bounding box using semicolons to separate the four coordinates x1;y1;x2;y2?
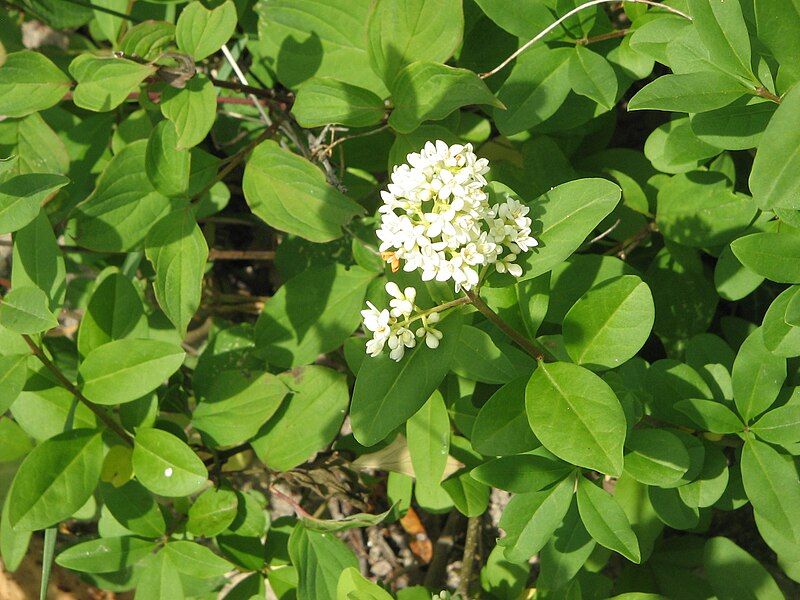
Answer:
376;141;537;291
360;285;447;361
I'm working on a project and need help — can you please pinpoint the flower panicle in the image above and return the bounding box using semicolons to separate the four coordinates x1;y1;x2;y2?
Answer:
360;282;443;362
375;140;537;292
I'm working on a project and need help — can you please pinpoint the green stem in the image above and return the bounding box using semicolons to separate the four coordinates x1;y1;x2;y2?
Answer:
395;296;472;328
22;335;134;446
465;290;553;362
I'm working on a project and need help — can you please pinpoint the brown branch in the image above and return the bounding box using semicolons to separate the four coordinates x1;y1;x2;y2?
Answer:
755;86;782;104
60;89;270;107
457;516;481;599
21;334;134;446
577;28;630;45
465;290;553;362
207;249;275;261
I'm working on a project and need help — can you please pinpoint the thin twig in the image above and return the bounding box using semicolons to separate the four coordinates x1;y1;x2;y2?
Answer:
457;516;481;599
577;28;630;45
21;334;134;446
62;0;142;22
269;486;314;520
192;123;279;203
481;0;692;78
220;44;272;124
755;86;782;104
465;290;553;362
207;249;276;261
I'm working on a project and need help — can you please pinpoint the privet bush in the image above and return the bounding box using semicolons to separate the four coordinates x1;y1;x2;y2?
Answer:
0;0;799;598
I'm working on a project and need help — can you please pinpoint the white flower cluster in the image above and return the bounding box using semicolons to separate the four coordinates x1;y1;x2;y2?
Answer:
376;140;538;291
361;282;443;362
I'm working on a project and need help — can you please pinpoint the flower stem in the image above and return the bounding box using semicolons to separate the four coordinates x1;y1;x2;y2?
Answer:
465;290;553;362
396;296;472;328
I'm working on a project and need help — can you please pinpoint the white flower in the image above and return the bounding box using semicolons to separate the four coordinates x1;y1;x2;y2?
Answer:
375;141;536;291
387;326;415;361
385;282;416;318
361;285;447;361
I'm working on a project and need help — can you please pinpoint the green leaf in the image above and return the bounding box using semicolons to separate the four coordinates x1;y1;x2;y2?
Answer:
79;339;185;405
75;140;179;252
55;536;157;573
656;171;756;247
0;113;68;177
471;454;573;493
0;50;71;118
677;441;729;508
1;486;32;572
471;376;539;456
704;537;784;600
293;78;385;128
69;54;156;112
576;478;640;563
731;231;800;282
0;353;28;414
0;286;58;334
741;438;800;543
628;72;750;113
99;480;166;538
407;391;450;511
350;311;463;446
0;173;68;234
160;75;217;150
135;549;184;600
10;383;97;442
690;97;775;151
366;0;463;86
569;46;618;110
251;365;349;470
498;475;575;562
526;361;627;476
687;0;754;81
731;328;785;422
537;499;596;591
751;405;800;450
495;46;572;136
243;140;364;243
254;0;387;95
754;0;800;68
337;566;393;600
675;399;743;433
516;178;621;282
750;85;800;210
164;540;234;579
452;325;519;384
145;121;191;199
186;485;238;538
563;275;654;370
255;264;374;368
623;429;690;487
715;244;764;301
289;524;358;600
473;0;554;39
144;209;208;335
193;370;288;447
0;417;33;462
644;116;722;174
120;21;176;61
11;211;66;313
302;505;395;533
9;429;103;531
132;427;207;497
388;62;502;133
175;0;237;60
77;271;146;357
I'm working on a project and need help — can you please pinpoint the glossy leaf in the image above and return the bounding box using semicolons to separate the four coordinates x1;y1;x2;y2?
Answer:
576;478;640;563
526;361;627;476
131;427;207;497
